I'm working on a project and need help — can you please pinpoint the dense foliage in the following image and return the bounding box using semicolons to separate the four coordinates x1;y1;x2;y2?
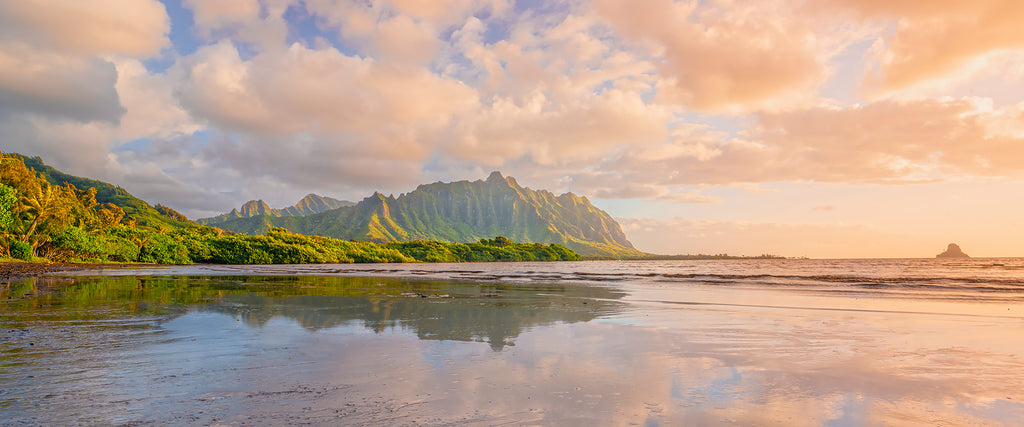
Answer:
0;153;581;264
386;236;580;262
183;228;579;264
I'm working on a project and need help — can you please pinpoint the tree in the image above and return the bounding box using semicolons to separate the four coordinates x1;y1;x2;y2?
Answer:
0;183;16;232
18;181;75;254
97;203;125;228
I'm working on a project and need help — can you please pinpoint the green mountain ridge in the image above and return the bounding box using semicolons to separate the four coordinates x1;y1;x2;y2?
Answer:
16;155;196;230
208;172;642;258
198;194;354;225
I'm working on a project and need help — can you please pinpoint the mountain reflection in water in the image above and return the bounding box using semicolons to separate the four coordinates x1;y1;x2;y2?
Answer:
203;277;625;351
3;262;1024;425
2;275;625;350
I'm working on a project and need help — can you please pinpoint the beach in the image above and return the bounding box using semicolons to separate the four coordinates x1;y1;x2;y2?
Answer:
2;260;1023;425
0;262;157;282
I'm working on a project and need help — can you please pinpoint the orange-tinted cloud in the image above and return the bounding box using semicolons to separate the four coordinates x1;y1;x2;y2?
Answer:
595;0;830;112
447;88;670;166
820;0;1024;93
183;0;260;33
617;217;895;257
0;0;169;56
178;41;477;140
756;99;1024;179
531;98;1024;197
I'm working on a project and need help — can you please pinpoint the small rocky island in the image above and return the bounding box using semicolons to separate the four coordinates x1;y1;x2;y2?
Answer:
936;243;970;258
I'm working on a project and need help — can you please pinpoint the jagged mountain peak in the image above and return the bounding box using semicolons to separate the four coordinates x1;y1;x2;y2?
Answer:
486;171;505;182
209;172;640;258
483;171;519;188
198;193;354;225
240;200;271;216
365;192;394;201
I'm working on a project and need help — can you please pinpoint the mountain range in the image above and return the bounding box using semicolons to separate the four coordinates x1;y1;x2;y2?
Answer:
13;153;641;259
197;194;354;225
202;172;641;258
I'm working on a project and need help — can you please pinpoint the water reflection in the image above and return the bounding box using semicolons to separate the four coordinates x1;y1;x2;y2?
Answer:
2;275;626;351
1;275;628;424
3;273;1023;425
206;277;625;351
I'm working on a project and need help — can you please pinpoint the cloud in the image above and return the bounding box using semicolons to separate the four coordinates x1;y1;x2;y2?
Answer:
386;0;509;24
578;98;1024;189
183;0;260;34
595;185;719;204
304;0;509;65
197;132;428;193
164;39;485;198
371;14;440;64
0;0;169;56
594;0;836;112
0;42;123;122
182;0;291;52
0;0;171;124
819;0;1024;94
0;116;115;178
0;54;200;194
306;0;509;34
447;88;671;166
178;41;478;136
616;217;907;258
113;58;200;140
756;98;1024;179
545;171;718;204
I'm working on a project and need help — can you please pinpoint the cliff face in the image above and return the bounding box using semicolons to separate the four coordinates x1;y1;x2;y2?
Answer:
214;172;640;258
936;243;970;258
199;194;353;225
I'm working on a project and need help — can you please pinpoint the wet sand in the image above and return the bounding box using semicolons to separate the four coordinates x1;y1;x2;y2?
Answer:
0;262;156;282
3;262;1024;425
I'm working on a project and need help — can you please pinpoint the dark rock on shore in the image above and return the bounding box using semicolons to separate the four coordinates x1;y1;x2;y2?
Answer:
936;243;969;258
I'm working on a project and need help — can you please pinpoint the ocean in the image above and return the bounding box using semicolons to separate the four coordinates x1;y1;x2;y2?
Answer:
2;259;1022;425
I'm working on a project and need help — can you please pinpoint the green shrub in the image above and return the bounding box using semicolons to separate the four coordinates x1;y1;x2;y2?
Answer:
51;227;106;261
9;240;32;260
138;232;191;264
103;233;140;263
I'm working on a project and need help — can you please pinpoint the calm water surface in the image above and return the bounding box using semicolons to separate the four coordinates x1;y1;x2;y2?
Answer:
3;259;1024;425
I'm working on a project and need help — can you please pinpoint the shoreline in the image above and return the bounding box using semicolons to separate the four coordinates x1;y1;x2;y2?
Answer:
0;262;159;282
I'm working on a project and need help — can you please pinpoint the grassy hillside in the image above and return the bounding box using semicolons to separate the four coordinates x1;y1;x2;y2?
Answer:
18;155;195;230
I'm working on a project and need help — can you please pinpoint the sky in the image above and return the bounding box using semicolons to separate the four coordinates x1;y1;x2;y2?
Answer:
2;0;1024;258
